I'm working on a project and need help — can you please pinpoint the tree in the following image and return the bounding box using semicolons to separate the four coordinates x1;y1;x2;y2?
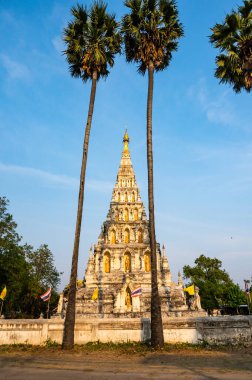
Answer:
121;0;183;348
25;244;61;318
223;283;246;310
26;244;61;290
0;196;21;252
62;1;121;349
210;0;252;93
183;254;245;313
0;197;29;317
0;197;60;318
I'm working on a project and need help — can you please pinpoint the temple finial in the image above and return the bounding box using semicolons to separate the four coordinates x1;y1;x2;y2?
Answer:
123;130;129;153
89;244;93;258
178;271;183;286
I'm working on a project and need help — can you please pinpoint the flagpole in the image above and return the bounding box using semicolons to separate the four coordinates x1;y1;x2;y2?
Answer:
0;300;3;317
47;297;51;319
247;293;251;315
244;280;251;315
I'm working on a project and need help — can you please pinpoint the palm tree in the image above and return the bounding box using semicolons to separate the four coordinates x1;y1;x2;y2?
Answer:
121;0;183;348
210;0;252;93
62;1;121;350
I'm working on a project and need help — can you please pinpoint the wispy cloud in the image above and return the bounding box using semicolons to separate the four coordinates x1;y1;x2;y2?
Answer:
0;162;113;192
0;54;30;81
52;35;64;54
0;162;77;186
87;179;113;192
187;78;237;127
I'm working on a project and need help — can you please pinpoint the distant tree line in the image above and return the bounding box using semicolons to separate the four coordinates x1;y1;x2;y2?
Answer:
0;196;60;318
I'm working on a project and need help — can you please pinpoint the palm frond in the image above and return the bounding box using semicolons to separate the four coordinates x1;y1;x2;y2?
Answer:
121;0;183;74
210;0;252;92
63;0;121;82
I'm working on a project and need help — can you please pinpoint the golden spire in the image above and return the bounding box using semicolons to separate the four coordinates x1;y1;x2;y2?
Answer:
123;130;129;153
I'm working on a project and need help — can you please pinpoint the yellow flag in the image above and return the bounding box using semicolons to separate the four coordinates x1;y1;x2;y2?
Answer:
0;286;7;300
91;287;98;301
184;284;195;296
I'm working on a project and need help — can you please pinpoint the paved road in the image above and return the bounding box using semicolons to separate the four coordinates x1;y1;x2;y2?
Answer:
1;352;252;380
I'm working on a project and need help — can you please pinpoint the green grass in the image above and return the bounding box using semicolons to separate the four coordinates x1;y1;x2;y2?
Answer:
0;341;209;354
0;341;250;355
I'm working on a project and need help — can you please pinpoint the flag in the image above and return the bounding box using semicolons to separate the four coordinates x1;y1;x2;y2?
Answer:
91;287;98;301
245;281;250;294
184;284;195;296
40;288;51;302
131;287;142;297
0;286;7;301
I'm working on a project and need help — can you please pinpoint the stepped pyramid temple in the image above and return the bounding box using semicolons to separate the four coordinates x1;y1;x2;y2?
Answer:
66;131;196;319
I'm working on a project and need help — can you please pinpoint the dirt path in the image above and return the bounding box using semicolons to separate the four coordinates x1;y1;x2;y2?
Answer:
1;347;252;379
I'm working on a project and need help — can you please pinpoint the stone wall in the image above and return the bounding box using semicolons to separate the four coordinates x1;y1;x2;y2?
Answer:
0;316;251;346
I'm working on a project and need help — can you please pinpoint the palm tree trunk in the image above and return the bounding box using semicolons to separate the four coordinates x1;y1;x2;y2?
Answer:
147;61;164;349
62;70;97;350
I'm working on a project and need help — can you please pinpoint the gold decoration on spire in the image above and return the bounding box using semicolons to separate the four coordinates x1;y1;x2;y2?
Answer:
123;130;129;153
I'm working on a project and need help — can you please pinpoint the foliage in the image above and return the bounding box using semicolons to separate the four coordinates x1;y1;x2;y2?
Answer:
25;244;60;289
63;1;121;81
121;0;183;74
0;196;60;318
223;283;247;308
210;0;252;93
183;254;246;312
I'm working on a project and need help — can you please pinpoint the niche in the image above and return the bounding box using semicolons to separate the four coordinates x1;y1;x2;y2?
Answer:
103;252;111;273
138;229;143;243
124;228;130;244
124;208;129;222
144;252;151;272
124;252;131;272
110;230;116;244
134;208;138;221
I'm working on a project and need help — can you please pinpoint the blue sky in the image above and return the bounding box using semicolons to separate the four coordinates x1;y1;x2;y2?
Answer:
0;0;251;290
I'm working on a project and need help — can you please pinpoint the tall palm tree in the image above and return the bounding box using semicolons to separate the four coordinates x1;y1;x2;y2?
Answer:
121;0;183;348
210;0;252;93
62;1;121;350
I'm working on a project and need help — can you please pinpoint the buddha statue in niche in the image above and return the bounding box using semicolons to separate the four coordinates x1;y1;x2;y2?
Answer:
111;230;116;244
124;254;131;272
125;287;132;308
124;229;130;243
104;254;110;273
144;253;150;272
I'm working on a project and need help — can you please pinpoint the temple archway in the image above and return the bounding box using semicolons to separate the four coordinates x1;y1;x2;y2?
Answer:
125;192;128;202
124;252;131;272
103;252;111;273
118;192;121;202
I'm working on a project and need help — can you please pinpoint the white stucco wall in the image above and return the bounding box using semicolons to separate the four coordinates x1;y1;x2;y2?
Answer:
0;316;251;346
